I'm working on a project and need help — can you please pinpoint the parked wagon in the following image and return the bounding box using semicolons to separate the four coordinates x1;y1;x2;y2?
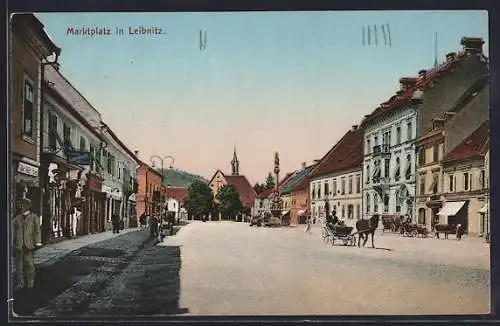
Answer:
401;223;429;237
322;224;356;246
381;215;404;233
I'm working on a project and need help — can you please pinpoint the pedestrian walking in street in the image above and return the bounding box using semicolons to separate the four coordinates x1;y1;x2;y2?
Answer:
12;198;42;290
111;214;120;234
139;213;147;229
305;217;312;234
150;216;159;239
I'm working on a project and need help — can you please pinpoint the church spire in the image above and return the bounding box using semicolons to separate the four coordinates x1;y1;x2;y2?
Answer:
231;144;239;175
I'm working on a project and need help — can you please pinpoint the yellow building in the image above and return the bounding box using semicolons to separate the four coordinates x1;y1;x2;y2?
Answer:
415;119;446;231
440;121;489;235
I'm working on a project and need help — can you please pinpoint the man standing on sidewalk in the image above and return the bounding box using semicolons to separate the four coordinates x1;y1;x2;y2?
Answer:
13;198;42;289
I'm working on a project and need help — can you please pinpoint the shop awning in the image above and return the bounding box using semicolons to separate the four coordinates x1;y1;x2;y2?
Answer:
478;203;488;214
281;210;290;216
297;209;307;216
437;201;466;216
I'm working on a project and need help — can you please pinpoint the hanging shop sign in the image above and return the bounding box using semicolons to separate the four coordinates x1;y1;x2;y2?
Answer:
17;161;39;177
67;150;91;166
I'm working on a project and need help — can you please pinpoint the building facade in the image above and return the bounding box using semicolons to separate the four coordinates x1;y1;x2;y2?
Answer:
440;121;489;236
415;74;489;232
361;37;488;224
10;14;60;221
284;164;316;225
136;160;163;220
165;187;189;221
309;126;364;227
361;87;419;223
100;123;139;228
42;64;110;240
415;120;445;231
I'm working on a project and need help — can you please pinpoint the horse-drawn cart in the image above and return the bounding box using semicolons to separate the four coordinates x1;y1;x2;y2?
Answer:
381;215;404;233
322;224;356;246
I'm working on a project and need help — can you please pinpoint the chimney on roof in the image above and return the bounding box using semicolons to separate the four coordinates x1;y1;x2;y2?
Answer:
461;37;484;54
432;117;446;130
53;62;60;71
418;69;427;78
302;162;306;169
134;150;139;157
444;111;456;124
399;77;418;90
352;125;358;131
313;159;320;164
445;52;457;61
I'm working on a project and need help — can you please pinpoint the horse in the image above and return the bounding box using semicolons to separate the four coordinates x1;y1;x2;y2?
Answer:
355;214;380;248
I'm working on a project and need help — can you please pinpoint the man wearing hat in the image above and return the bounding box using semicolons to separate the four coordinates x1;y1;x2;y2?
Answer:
13;198;42;289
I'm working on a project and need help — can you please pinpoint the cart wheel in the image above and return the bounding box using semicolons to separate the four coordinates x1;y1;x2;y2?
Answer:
411;230;418;237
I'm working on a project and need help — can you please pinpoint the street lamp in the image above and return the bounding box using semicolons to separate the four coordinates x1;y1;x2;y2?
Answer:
150;155;175;183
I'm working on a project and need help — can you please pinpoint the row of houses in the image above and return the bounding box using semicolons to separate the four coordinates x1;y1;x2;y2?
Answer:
10;14;187;244
253;36;490;237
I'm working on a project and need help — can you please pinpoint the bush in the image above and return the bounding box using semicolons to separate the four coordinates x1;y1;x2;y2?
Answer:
129;215;138;228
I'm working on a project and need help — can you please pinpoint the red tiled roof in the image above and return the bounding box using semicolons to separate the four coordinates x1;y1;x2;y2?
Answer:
257;188;274;199
362;49;473;126
165;187;189;202
307;128;364;179
443;121;489;163
225;175;257;207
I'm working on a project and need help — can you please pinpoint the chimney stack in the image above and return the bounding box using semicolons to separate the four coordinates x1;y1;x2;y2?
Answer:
313;159;320;164
418;69;427;78
134;150;139;157
399;77;418;90
443;111;456;124
302;162;306;169
445;52;457;61
352;125;358;131
53;62;60;71
461;37;484;54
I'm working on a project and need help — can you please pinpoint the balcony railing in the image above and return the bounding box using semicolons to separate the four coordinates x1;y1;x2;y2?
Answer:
373;144;390;155
428;194;440;201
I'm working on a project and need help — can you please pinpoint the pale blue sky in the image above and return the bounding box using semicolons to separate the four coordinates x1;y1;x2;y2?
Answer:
36;11;488;184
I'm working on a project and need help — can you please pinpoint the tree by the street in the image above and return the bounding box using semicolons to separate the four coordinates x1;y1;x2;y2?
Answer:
265;173;275;190
216;184;243;220
253;183;266;194
185;181;213;220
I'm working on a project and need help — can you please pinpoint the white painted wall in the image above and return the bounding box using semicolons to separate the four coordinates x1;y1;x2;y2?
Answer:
362;106;418;221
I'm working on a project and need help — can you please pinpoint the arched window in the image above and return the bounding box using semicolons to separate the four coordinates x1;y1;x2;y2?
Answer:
394;157;401;181
406;154;412;180
373;193;379;212
384;194;389;212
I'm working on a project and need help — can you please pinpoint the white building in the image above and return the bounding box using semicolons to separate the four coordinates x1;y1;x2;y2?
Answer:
99;122;139;229
361;78;420;222
308;126;364;228
43;64;108;237
165;187;189;221
100;123;139;228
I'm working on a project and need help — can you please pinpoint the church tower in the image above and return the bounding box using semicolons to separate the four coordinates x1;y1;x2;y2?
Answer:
231;145;239;176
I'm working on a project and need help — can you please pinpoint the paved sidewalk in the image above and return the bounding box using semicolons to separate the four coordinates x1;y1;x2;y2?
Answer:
34;228;140;266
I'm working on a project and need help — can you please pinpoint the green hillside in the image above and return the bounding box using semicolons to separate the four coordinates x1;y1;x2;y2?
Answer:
156;168;209;187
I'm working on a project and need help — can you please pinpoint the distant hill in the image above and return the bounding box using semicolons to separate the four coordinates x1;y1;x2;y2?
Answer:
156;168;209;187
